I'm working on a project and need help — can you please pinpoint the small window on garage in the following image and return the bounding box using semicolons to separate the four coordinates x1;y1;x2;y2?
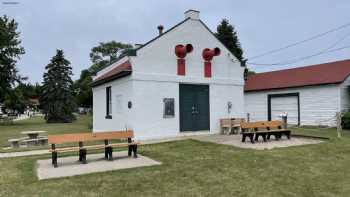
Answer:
106;86;112;119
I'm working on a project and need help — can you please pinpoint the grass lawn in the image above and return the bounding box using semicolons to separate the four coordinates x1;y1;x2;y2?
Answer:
1;118;350;196
0;115;92;151
291;126;350;138
1;138;350;196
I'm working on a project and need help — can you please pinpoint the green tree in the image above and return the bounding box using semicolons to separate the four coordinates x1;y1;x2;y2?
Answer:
74;41;132;108
215;19;244;62
89;41;133;74
41;50;76;123
0;15;25;105
74;69;92;108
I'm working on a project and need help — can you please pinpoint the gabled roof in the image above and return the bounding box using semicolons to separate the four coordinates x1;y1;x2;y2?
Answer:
91;13;243;87
245;59;350;92
91;61;132;87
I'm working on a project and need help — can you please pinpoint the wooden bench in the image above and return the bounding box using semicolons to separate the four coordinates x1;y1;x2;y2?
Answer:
220;118;245;134
240;121;291;143
48;130;139;168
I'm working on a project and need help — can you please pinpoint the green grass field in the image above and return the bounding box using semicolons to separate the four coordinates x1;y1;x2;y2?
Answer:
0;115;92;152
1;117;350;196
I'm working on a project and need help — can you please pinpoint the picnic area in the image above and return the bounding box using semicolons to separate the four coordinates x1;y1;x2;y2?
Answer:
0;115;350;196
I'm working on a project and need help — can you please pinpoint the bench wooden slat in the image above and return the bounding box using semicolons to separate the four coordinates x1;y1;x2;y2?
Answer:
48;130;134;144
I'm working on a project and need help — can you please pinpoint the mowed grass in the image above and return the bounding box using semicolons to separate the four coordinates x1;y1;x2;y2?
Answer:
1;118;350;196
0;115;92;151
1;138;350;196
291;126;350;138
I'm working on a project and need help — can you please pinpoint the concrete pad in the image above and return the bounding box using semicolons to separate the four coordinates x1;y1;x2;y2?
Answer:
37;151;161;180
192;134;323;150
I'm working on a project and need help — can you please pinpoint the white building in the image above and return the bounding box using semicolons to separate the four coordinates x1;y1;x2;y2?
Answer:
91;10;245;140
245;59;350;126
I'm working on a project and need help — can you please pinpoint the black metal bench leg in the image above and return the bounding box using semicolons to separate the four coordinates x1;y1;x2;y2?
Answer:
81;149;87;164
262;133;267;142
133;145;138;158
108;147;113;161
242;134;246;142
267;133;271;140
286;131;291;139
52;152;58;168
128;145;132;157
254;134;259;142
250;134;255;144
104;147;109;159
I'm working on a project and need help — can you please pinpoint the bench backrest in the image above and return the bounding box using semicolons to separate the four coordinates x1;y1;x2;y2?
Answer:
241;121;283;130
220;118;245;127
48;130;134;144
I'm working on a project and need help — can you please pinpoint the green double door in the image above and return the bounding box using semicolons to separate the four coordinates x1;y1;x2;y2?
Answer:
179;84;210;132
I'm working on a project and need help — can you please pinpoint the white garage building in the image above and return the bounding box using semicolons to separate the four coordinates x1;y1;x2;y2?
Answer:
91;10;245;140
245;59;350;126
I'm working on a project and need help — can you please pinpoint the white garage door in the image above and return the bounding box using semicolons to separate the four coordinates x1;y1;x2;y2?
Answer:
270;96;299;125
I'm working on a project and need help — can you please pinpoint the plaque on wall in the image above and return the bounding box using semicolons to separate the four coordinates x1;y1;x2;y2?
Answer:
163;98;175;118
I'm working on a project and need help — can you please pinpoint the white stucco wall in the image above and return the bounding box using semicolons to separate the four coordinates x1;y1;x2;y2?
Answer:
245;84;341;126
132;80;180;140
92;15;245;139
92;76;134;132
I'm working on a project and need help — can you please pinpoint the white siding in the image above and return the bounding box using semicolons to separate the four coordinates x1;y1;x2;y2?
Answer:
245;84;341;126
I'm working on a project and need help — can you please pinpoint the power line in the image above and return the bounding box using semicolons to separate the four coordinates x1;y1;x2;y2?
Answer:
248;30;350;66
247;21;350;60
248;44;350;66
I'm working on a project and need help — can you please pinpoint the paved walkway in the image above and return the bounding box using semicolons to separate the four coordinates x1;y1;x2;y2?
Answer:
0;149;49;158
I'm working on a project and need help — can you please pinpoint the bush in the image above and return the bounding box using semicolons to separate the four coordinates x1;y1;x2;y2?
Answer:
88;123;93;130
341;112;350;129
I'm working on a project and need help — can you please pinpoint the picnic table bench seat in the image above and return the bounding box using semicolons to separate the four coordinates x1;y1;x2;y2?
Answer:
48;130;139;168
240;121;291;143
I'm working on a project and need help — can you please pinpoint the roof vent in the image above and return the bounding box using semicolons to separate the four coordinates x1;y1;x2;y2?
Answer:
184;9;200;20
157;25;164;35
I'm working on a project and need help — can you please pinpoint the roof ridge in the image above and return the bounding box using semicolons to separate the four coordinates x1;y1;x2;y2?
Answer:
250;58;350;76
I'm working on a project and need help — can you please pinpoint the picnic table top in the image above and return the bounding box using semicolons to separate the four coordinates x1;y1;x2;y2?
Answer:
21;130;47;135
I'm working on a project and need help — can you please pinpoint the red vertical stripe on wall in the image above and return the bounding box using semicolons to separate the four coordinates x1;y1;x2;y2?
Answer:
177;59;186;75
204;61;211;78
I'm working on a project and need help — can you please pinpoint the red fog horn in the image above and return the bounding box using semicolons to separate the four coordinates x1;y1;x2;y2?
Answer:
202;47;220;78
175;44;193;75
175;44;193;58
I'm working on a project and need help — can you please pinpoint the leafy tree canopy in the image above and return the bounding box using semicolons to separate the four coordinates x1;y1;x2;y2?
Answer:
89;41;133;74
0;15;25;104
41;50;76;123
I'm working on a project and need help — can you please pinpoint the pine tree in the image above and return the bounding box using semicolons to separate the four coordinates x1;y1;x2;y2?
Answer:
0;15;25;104
41;50;76;123
215;19;244;63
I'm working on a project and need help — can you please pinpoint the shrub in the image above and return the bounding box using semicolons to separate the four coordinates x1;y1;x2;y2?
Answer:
341;112;350;129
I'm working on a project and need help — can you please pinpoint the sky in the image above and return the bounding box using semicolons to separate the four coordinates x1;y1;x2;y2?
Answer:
1;0;350;84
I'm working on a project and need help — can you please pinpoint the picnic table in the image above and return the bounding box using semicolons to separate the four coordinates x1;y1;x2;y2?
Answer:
21;131;47;139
